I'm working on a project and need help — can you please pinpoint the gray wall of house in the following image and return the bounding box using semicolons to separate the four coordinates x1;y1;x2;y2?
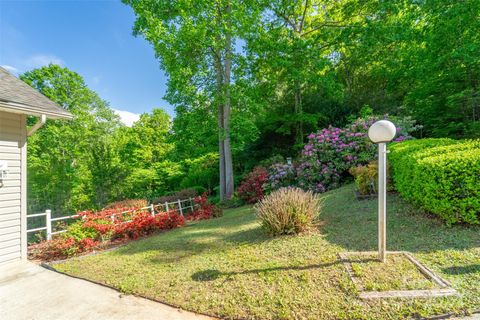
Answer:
0;111;27;264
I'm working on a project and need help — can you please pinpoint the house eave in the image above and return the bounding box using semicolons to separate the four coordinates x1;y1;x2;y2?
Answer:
0;101;73;120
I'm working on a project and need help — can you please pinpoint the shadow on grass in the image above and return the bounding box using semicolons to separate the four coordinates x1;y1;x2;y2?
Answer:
107;185;478;265
321;185;480;254
191;261;341;282
113;207;270;265
442;264;480;275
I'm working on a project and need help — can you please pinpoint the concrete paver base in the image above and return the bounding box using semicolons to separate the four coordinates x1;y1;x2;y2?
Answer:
0;260;213;320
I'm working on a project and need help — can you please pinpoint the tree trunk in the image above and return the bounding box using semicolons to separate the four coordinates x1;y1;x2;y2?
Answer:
214;0;234;201
294;82;303;145
222;0;234;199
218;104;226;201
223;47;234;199
214;46;226;201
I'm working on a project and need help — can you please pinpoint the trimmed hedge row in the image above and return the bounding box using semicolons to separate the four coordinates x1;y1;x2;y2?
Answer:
389;138;480;225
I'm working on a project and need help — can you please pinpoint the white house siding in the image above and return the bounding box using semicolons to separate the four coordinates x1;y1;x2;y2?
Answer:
0;111;26;264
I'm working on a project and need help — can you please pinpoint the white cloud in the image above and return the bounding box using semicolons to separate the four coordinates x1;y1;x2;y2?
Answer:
1;65;19;75
113;108;140;127
25;54;65;68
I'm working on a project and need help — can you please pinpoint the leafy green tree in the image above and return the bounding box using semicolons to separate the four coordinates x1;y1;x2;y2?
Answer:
245;0;349;146
123;0;261;200
21;64;124;214
118;108;180;199
335;0;480;138
404;0;480;137
121;108;173;167
180;152;219;192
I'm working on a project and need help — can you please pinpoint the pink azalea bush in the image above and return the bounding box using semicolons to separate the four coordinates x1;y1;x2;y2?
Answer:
296;124;375;192
266;115;418;193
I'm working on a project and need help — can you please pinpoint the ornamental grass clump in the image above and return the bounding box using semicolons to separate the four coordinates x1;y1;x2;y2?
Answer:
254;187;322;236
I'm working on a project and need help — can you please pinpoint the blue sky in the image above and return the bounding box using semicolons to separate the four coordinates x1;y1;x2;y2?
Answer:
0;0;172;125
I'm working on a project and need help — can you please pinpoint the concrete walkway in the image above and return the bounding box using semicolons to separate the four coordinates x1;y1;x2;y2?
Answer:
0;260;213;320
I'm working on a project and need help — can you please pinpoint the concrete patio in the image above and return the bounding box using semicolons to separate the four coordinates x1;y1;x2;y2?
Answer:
0;260;213;320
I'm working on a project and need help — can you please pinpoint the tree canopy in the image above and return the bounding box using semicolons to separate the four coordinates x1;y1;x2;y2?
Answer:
22;0;480;213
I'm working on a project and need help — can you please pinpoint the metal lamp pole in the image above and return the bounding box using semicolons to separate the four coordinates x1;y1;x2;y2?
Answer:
378;142;387;262
368;120;396;263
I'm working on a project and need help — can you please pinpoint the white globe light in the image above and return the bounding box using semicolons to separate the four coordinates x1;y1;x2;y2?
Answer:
368;120;396;143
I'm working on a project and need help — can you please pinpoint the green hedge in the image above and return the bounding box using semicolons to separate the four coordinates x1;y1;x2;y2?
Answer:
389;138;480;225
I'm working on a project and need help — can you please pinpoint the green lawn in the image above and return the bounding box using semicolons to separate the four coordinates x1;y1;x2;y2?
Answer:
348;253;437;291
54;185;480;319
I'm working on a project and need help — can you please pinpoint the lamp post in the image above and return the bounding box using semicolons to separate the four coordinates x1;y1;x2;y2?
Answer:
368;120;396;262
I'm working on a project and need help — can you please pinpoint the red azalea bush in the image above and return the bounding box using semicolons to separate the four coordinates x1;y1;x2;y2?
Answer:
29;206;185;261
29;194;224;261
113;210;185;240
187;193;222;221
28;236;100;261
237;166;268;204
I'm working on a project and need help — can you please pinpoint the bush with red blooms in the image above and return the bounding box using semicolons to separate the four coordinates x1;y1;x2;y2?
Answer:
113;210;185;240
187;193;223;221
28;236;100;261
237;166;268;204
29;206;185;261
29;195;224;261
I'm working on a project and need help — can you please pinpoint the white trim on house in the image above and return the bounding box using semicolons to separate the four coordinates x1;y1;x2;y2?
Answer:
20;114;27;259
0;102;72;120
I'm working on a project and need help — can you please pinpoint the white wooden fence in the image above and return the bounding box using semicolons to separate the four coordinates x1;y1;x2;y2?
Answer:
27;198;196;241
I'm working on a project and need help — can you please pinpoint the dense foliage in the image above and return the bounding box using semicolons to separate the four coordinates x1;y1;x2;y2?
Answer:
29;193;222;260
237;166;268;204
296;125;375;192
262;114;415;194
187;193;223;221
254;187;322;236
389;139;480;225
29;208;185;261
22;65;124;214
349;162;378;196
21;0;480;216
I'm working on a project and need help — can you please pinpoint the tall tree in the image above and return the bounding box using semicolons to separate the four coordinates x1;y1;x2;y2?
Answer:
21;64;123;213
335;0;480;138
246;0;351;146
119;108;181;199
123;0;259;200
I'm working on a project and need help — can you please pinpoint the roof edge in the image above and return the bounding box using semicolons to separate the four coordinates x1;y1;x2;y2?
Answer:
0;101;73;120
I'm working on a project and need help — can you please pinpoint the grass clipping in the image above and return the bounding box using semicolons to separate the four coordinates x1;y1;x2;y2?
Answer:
254;187;322;236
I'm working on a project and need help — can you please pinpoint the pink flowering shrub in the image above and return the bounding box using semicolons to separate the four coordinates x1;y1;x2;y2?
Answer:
296;125;374;192
263;163;297;193
295;115;418;192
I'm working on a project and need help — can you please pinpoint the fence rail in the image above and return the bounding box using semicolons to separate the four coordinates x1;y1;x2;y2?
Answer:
27;198;195;241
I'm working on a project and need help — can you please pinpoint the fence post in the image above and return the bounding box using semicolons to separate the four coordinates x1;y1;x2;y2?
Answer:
46;209;52;240
189;197;193;212
177;199;183;216
150;203;155;216
165;201;169;212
